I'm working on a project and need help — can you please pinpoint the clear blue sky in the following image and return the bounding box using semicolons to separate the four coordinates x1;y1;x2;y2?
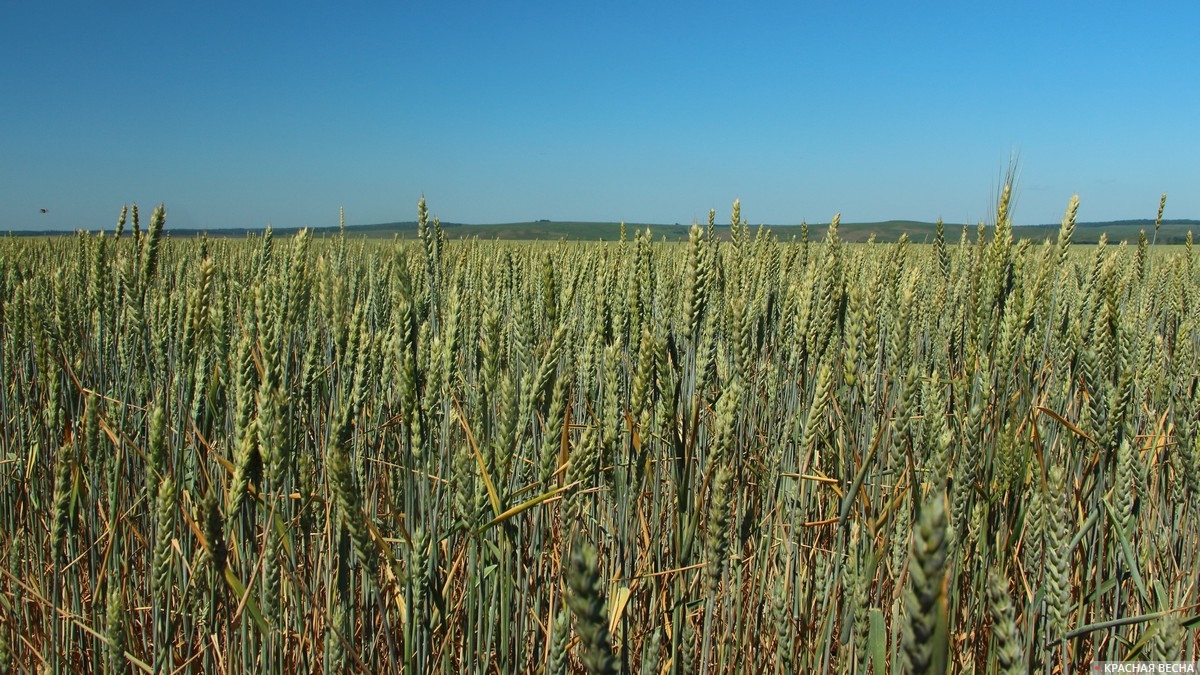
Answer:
2;1;1197;231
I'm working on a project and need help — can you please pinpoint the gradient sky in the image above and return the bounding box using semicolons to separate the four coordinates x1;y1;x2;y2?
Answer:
2;1;1197;231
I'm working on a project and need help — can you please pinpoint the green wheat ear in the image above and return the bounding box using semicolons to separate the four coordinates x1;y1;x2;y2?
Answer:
566;540;618;675
1149;612;1183;662
1044;466;1074;641
1155;192;1167;243
705;464;734;596
987;566;1024;675
327;426;379;581
902;491;950;675
548;606;571;675
105;580;126;673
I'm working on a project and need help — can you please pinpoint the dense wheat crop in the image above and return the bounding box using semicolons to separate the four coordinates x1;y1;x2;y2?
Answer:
1;190;1198;674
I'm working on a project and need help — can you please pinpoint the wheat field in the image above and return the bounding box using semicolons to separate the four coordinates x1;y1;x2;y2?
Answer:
1;189;1198;673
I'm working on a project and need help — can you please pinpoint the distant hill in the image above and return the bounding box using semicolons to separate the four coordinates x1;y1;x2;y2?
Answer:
331;218;1200;244
15;218;1200;244
772;218;1200;245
